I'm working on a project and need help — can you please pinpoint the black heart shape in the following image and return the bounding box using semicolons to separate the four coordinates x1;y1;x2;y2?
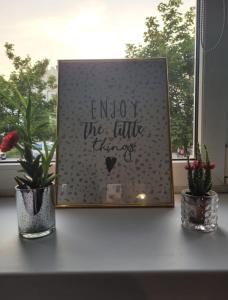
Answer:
106;157;117;173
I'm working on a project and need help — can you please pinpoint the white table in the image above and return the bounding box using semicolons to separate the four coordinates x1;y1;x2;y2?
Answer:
1;195;228;300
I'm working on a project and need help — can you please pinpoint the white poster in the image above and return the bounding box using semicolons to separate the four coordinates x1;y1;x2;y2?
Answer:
56;59;174;207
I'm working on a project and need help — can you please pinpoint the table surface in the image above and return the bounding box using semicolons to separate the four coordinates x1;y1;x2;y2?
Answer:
1;194;228;275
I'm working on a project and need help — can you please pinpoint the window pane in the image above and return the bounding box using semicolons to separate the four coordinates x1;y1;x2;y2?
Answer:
0;0;196;161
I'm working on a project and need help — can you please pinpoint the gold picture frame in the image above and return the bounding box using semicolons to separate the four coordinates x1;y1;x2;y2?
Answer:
56;59;174;208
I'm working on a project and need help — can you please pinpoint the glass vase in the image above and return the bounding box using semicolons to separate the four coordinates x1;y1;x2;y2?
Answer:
181;190;219;232
15;185;56;239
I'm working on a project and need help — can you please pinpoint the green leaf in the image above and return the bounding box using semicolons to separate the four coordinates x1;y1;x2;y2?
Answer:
12;85;27;108
19;160;34;177
32;164;43;187
15;125;27;140
26;88;32;136
44;174;57;186
0;90;13;105
43;141;49;158
42;140;57;179
24;146;33;163
16;176;33;188
15;176;27;189
46;140;57;165
32;154;41;170
204;144;210;165
32;122;49;135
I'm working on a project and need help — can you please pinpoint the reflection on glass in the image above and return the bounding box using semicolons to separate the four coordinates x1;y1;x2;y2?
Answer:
136;193;146;200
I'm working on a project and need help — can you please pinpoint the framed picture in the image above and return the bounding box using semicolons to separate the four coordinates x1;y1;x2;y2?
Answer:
56;59;174;207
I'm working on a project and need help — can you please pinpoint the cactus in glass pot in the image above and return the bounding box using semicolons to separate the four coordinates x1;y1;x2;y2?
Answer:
182;144;218;232
185;143;215;196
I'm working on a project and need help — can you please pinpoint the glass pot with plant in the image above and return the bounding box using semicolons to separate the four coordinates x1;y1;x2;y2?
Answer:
181;144;219;232
0;87;57;239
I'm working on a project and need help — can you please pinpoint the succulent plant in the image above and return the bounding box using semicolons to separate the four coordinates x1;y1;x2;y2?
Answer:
0;85;57;189
185;143;215;196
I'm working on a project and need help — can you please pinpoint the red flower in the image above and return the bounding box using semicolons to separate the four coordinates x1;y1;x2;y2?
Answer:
203;162;216;170
0;131;19;152
191;160;198;169
209;163;216;169
185;164;194;170
192;160;204;169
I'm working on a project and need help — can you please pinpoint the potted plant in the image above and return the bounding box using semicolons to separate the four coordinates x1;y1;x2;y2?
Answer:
181;144;219;232
0;87;57;239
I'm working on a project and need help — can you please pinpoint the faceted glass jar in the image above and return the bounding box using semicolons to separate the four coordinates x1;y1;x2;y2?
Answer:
15;185;56;239
181;190;219;232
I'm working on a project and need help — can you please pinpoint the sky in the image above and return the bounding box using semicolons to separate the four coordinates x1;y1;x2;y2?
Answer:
0;0;195;77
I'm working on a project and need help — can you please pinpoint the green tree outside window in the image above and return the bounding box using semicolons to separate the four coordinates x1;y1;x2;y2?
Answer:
125;0;195;154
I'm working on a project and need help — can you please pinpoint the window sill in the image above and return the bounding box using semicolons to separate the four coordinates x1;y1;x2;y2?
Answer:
1;161;228;196
0;161;188;196
1;195;228;299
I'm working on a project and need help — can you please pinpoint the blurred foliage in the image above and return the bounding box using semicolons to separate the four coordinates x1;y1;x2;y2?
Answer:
0;43;57;144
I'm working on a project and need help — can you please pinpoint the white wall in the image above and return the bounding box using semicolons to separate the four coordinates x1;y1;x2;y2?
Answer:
226;98;228;145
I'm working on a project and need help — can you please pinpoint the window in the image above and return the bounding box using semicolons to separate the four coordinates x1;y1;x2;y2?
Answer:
1;0;227;195
0;0;196;162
